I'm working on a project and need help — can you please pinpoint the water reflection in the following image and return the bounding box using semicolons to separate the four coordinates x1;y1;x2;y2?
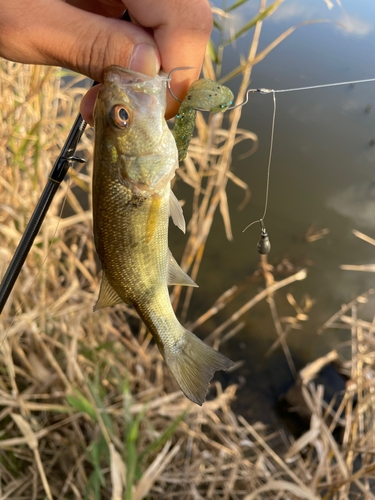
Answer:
196;0;375;423
328;181;375;229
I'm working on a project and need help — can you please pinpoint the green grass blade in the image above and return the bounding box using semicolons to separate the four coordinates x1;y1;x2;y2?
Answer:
213;19;222;31
66;390;97;422
138;409;187;464
208;40;219;64
87;378;114;434
226;0;250;13
85;439;108;500
223;0;284;46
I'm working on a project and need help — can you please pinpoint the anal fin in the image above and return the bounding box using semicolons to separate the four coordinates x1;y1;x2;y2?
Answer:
168;250;198;287
94;272;124;311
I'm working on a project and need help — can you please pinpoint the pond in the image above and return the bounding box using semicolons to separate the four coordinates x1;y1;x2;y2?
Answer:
171;0;375;424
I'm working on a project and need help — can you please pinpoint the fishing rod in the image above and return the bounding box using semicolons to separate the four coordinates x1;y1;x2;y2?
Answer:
0;11;132;314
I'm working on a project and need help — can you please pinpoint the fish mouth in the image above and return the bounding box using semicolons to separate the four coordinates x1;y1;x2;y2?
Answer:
101;65;170;121
103;66;169;86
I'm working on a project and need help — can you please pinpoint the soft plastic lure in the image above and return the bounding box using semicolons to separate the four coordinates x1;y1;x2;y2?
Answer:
173;78;234;162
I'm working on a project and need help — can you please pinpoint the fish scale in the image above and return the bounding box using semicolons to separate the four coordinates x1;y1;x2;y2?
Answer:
92;66;233;405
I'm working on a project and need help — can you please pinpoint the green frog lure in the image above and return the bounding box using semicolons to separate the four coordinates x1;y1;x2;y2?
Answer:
168;70;234;162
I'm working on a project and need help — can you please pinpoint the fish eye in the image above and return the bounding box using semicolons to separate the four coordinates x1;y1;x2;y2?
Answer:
111;105;131;128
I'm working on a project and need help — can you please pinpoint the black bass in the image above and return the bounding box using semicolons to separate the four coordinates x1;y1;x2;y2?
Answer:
92;66;233;405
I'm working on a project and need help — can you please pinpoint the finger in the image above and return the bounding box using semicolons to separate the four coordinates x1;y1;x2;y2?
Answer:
81;0;212;122
0;0;160;83
66;0;125;18
124;0;213;118
80;85;101;125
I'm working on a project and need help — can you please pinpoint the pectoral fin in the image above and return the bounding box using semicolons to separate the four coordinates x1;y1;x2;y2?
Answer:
94;273;124;311
168;250;198;287
146;195;162;244
169;190;186;233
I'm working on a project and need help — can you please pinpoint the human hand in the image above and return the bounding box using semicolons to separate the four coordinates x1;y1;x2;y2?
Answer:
0;0;213;122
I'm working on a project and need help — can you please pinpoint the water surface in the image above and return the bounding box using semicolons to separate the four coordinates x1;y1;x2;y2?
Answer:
173;0;375;423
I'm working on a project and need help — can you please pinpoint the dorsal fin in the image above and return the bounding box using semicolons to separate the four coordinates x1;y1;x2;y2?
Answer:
94;273;124;311
169;190;186;233
168;250;198;287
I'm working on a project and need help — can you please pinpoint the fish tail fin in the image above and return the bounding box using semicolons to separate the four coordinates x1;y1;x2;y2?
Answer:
165;329;234;406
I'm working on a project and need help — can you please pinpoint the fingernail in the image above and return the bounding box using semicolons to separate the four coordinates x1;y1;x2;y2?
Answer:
129;43;160;76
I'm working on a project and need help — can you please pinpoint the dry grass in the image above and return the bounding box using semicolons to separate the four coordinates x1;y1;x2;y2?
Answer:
1;2;375;499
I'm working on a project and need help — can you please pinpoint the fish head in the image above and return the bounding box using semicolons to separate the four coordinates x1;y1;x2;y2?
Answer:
94;66;178;195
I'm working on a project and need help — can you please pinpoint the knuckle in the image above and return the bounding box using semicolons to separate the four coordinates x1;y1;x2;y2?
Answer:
87;30;112;78
187;0;213;37
72;25;135;82
71;27;113;81
168;0;213;39
199;2;214;35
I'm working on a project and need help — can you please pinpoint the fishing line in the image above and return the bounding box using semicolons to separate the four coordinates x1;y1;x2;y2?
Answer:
272;77;375;94
0;173;72;346
242;90;276;258
260;91;276;224
227;77;375;109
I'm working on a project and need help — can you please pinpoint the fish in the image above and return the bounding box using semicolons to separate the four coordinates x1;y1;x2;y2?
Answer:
92;66;234;405
173;78;234;162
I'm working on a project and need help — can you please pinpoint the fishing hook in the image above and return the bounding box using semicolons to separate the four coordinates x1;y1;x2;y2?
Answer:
167;67;197;104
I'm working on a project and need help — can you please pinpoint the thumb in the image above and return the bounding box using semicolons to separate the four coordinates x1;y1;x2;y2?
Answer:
5;0;160;82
